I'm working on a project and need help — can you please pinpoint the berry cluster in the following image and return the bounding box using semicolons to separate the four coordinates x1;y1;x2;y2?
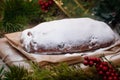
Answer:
38;0;54;12
83;56;120;80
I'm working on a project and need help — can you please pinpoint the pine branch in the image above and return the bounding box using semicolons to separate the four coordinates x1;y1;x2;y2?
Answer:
3;65;32;80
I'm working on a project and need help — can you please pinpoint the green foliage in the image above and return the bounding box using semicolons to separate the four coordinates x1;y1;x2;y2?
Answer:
93;0;120;27
1;62;120;80
49;64;95;80
29;62;53;80
2;0;40;22
30;63;102;80
0;66;4;80
3;65;32;80
0;0;4;19
1;22;24;33
0;0;40;35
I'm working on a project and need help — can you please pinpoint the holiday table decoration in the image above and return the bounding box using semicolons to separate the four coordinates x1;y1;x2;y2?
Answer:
83;56;120;80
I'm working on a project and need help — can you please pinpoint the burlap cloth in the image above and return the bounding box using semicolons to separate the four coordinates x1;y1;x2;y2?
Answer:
0;32;119;68
0;38;31;70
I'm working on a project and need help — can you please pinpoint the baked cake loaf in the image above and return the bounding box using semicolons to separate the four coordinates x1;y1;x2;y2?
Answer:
21;18;116;53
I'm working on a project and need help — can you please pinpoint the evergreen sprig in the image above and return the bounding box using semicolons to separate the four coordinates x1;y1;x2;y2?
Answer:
30;63;102;80
0;0;40;35
0;66;4;80
3;65;32;80
2;0;40;22
1;62;120;80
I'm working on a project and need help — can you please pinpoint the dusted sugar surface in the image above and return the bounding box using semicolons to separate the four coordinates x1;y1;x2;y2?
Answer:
21;18;115;53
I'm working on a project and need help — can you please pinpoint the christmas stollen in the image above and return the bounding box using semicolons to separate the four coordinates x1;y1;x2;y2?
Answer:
5;18;120;66
21;18;116;54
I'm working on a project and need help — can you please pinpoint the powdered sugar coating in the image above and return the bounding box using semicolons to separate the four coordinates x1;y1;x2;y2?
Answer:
21;18;115;53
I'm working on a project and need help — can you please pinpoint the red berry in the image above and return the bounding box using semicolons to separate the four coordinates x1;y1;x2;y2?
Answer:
82;56;120;80
114;73;118;76
84;56;89;60
99;71;103;75
108;76;113;80
95;63;99;68
103;76;107;80
89;57;96;62
39;1;43;5
89;61;94;66
96;58;101;62
83;60;89;66
111;72;115;76
45;2;48;6
41;5;45;8
99;64;103;69
92;58;98;62
113;76;117;80
40;1;45;5
102;66;108;71
48;1;53;5
111;69;115;73
106;71;110;75
102;62;108;66
109;69;113;73
109;65;113;69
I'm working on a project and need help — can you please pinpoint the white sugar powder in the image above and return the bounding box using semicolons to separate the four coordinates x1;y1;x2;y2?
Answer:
21;18;115;53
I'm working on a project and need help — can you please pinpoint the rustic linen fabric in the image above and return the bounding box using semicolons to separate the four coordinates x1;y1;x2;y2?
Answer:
4;32;120;66
0;38;31;69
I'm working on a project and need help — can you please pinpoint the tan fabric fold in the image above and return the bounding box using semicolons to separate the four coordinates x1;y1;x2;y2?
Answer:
103;53;120;65
0;38;31;70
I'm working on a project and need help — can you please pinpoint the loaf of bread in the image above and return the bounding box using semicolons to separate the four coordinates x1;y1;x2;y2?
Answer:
21;18;116;54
